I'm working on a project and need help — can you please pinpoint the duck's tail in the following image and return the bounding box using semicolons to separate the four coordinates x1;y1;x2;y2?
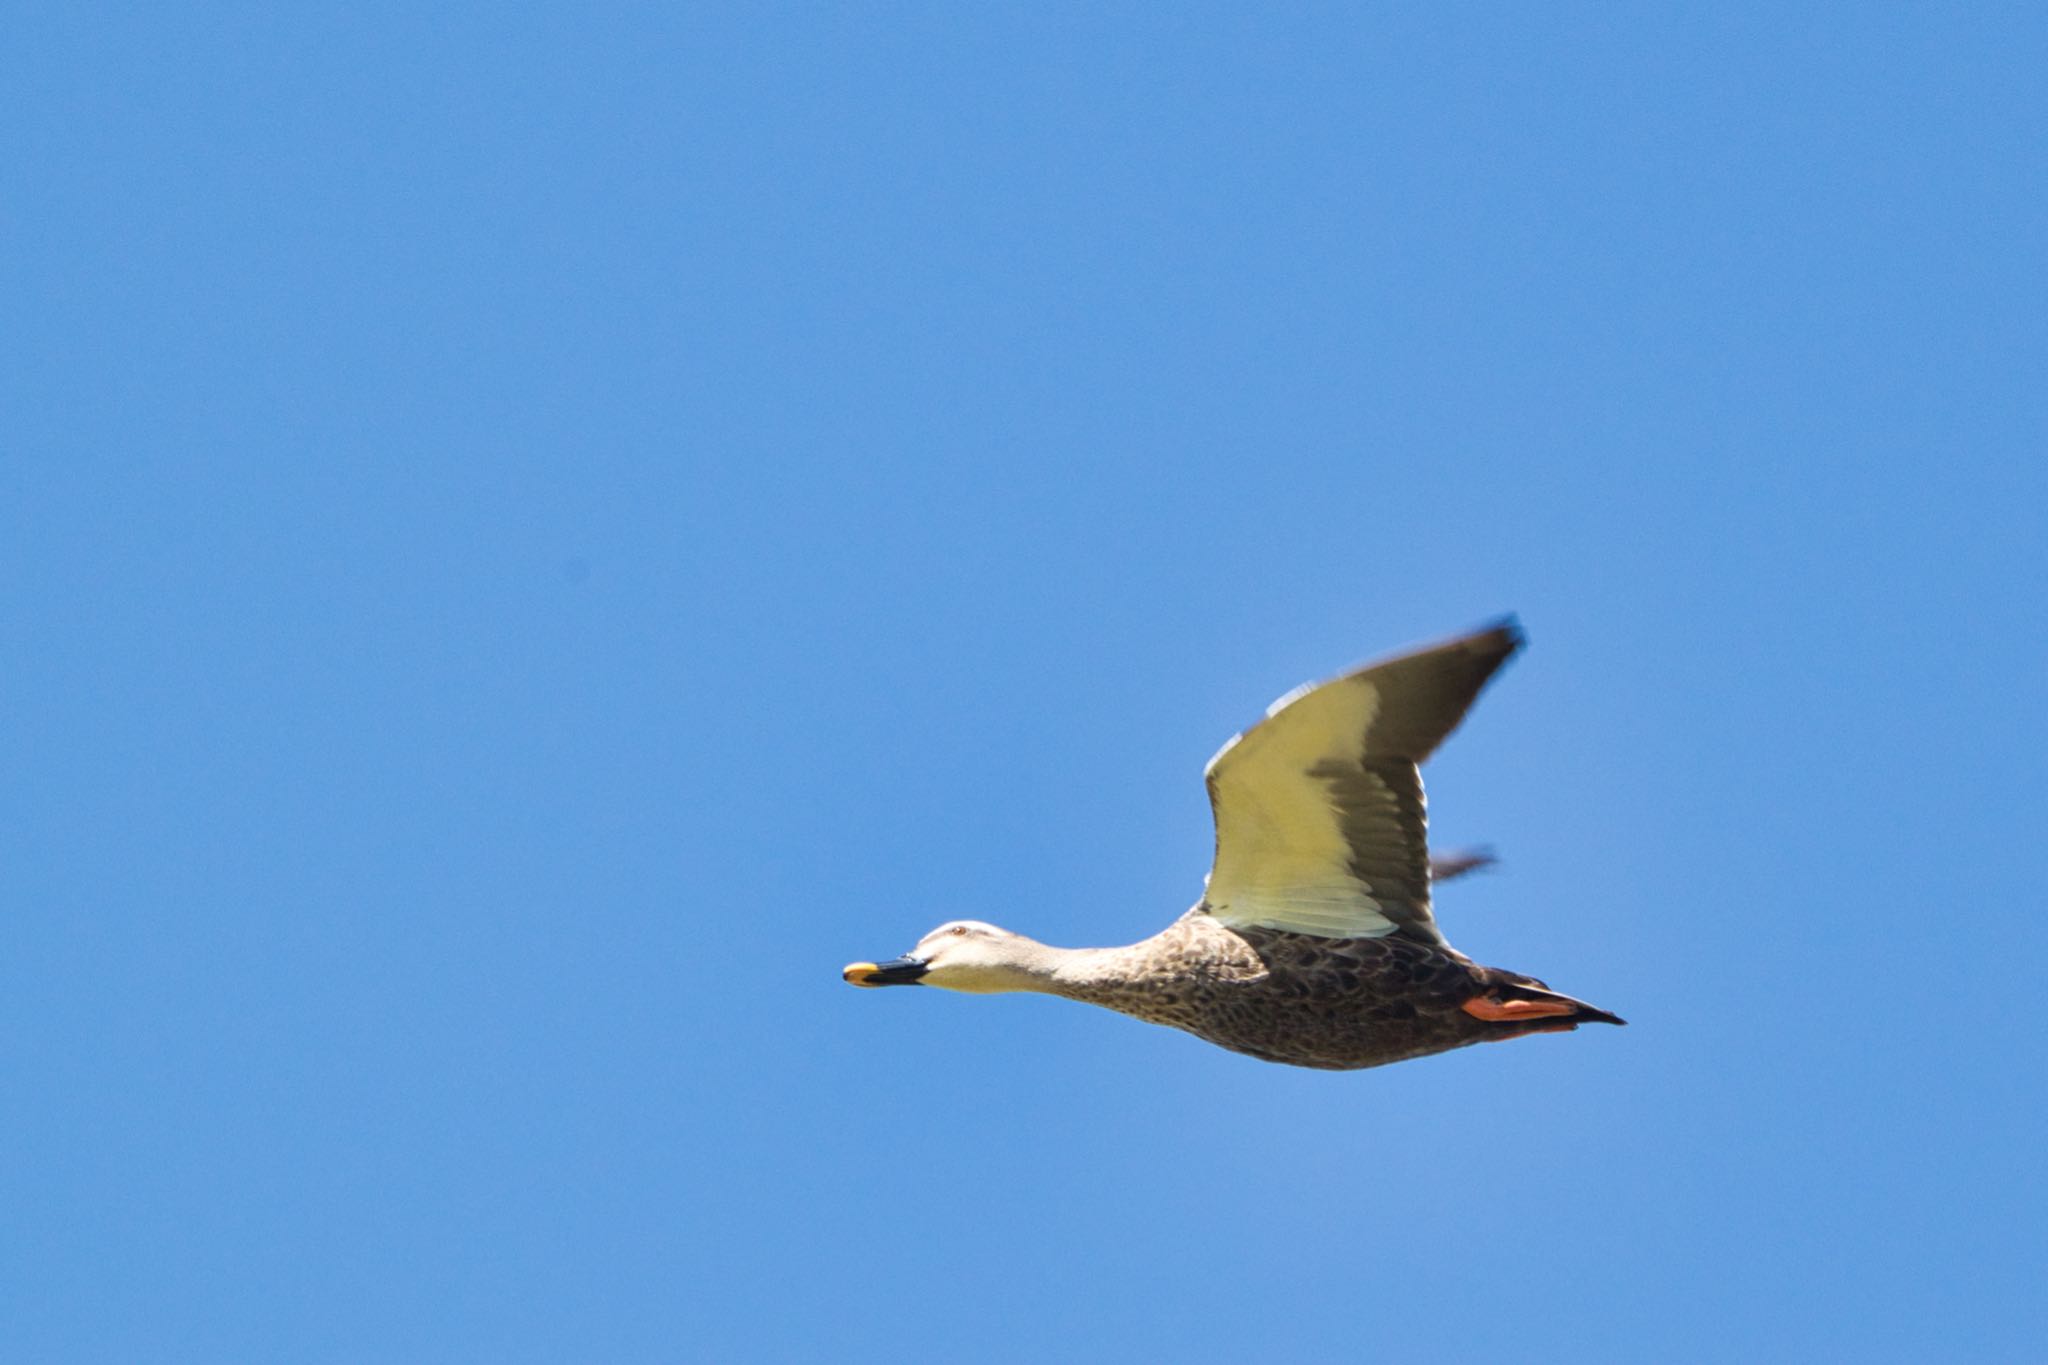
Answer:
1464;975;1626;1029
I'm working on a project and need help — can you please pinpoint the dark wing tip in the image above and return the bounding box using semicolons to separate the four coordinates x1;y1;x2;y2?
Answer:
1468;613;1525;658
1429;847;1498;882
1451;613;1525;693
1374;615;1525;766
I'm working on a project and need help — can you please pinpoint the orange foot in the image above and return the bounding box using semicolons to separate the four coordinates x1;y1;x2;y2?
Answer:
1461;995;1578;1023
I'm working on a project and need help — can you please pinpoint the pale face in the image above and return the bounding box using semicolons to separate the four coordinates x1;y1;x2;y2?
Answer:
841;919;1040;993
908;920;1028;992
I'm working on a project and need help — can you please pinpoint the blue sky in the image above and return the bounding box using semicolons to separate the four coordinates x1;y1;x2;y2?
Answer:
6;5;2044;1361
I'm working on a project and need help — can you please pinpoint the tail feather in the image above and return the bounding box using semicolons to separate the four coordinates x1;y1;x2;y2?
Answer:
1497;980;1626;1027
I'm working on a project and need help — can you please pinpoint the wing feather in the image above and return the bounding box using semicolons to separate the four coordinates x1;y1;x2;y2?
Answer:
1200;619;1523;944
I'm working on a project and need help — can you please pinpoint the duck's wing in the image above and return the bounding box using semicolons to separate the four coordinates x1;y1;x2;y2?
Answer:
1429;848;1497;882
1199;619;1523;946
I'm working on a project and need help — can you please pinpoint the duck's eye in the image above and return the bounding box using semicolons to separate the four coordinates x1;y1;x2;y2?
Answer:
950;924;969;936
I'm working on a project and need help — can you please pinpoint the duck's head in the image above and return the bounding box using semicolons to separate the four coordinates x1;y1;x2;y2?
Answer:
842;920;1045;994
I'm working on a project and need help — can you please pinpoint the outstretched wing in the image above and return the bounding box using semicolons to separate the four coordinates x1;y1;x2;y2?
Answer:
1199;619;1523;946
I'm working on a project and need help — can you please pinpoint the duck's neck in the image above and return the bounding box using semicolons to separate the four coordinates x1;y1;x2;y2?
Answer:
1041;943;1138;997
942;937;1135;998
986;938;1165;1010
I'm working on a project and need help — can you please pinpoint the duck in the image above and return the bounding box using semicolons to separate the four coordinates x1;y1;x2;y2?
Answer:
842;618;1623;1070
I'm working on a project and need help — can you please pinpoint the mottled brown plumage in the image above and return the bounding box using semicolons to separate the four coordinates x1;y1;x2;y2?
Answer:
1042;910;1620;1071
843;618;1623;1071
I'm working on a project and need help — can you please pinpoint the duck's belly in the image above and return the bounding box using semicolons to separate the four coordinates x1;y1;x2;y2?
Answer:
1170;990;1485;1070
1097;926;1493;1070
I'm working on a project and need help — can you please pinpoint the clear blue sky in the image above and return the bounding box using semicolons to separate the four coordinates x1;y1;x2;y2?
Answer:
6;5;2044;1362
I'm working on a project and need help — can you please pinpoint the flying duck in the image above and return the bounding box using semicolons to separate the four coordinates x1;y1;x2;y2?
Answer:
842;618;1622;1070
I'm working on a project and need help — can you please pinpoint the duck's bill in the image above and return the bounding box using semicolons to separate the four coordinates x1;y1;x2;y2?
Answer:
842;955;929;987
